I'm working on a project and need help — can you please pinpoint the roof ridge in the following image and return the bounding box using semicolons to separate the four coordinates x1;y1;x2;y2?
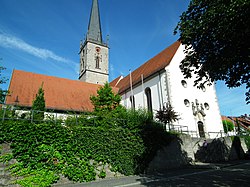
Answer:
112;40;181;93
13;69;104;87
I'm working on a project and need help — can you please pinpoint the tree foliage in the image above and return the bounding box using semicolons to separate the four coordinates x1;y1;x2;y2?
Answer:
0;61;8;103
90;82;122;113
0;89;8;103
32;84;45;121
222;119;234;133
155;103;180;130
174;0;250;103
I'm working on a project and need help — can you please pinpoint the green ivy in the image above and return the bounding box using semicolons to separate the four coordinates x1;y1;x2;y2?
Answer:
0;109;176;186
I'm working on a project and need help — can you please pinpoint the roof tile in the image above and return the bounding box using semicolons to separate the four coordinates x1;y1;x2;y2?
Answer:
113;40;181;93
6;70;118;112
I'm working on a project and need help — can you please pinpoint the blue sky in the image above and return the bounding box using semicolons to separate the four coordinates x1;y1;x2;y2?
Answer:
0;0;249;116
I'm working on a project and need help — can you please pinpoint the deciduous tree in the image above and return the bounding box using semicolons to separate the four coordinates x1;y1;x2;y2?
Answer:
174;0;250;103
155;103;180;130
0;60;8;103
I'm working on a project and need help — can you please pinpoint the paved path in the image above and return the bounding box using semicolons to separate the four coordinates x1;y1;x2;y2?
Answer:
56;160;250;187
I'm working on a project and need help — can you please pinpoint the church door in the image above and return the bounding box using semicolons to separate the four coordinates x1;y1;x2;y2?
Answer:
198;121;205;138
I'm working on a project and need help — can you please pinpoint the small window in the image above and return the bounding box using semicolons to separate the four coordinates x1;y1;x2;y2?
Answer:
184;99;190;107
96;47;101;53
204;103;209;110
181;80;187;88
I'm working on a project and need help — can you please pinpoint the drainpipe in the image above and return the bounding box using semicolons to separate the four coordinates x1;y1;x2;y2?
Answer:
158;72;164;108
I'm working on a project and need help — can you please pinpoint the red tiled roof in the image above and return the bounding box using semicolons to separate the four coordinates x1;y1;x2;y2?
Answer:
221;116;250;130
6;70;118;112
113;41;181;94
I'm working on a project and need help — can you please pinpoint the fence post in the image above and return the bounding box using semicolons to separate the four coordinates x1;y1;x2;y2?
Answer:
55;113;57;124
2;106;7;123
31;110;34;123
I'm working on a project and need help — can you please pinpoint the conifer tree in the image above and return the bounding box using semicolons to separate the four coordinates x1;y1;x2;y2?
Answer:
90;82;122;113
32;84;45;121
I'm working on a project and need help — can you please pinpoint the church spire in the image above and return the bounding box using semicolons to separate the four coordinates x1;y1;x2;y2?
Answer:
87;0;102;44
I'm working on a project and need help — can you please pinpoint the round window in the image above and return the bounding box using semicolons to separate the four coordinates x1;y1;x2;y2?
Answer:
184;99;190;107
181;80;187;88
204;103;209;110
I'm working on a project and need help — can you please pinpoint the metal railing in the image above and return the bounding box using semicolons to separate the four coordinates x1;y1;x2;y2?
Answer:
0;104;229;138
164;123;225;138
0;104;75;123
0;104;128;127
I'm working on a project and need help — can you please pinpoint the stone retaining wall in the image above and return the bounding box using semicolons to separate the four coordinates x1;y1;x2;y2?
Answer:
1;135;248;185
147;135;248;174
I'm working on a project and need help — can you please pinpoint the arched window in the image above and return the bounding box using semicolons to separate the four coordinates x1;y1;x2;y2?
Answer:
145;87;152;113
130;95;135;109
95;55;100;69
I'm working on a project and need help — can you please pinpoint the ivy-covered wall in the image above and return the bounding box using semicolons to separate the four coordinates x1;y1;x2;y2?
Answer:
0;117;176;186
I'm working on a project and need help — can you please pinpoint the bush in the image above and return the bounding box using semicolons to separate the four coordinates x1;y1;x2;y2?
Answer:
222;120;234;133
0;115;175;186
243;136;250;150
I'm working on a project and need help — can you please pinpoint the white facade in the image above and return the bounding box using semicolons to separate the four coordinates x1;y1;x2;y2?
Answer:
120;44;224;139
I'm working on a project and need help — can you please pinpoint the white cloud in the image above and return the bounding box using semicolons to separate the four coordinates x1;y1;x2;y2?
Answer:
0;33;75;65
109;63;115;80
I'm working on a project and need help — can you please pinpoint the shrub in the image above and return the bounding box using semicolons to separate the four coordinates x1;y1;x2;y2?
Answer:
222;120;234;133
0;117;175;186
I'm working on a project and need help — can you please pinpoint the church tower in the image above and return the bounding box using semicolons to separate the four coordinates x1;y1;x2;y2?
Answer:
79;0;109;85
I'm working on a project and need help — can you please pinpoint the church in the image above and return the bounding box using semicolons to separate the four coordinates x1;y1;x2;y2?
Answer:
5;0;224;138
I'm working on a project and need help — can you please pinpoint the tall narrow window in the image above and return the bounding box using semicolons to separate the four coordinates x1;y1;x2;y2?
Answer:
96;56;100;69
95;47;101;69
145;87;152;113
81;58;85;72
130;95;135;109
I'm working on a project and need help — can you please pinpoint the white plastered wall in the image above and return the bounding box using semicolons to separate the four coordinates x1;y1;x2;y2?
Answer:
165;44;223;138
120;44;223;138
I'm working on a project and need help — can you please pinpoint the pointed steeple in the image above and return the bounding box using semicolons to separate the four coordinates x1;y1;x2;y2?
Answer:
87;0;102;44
